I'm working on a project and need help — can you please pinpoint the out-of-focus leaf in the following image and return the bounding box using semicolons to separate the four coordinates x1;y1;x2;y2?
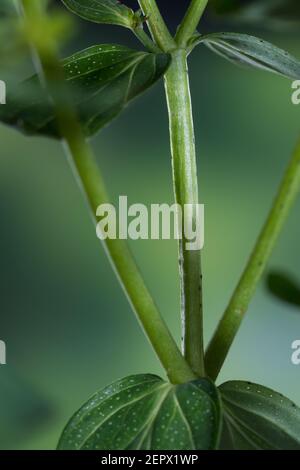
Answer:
196;32;300;79
0;1;57;66
0;44;171;139
61;0;139;29
220;381;300;450
58;374;222;450
210;0;300;32
267;271;300;308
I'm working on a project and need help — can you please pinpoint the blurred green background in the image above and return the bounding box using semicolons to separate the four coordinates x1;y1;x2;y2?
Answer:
0;0;300;450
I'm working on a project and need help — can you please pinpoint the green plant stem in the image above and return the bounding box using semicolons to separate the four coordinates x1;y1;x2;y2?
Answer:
164;49;205;377
137;0;175;51
176;0;208;46
133;26;161;53
206;137;300;381
64;144;196;385
21;0;196;385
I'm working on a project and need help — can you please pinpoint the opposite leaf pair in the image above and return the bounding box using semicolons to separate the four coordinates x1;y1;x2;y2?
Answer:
1;31;300;140
57;374;300;450
1;0;300;141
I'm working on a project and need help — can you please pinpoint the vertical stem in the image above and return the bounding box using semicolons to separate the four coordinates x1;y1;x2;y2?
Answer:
20;0;196;385
206;137;300;381
164;49;205;377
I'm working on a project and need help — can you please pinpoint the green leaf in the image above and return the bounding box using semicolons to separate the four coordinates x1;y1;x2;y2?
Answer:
219;381;300;450
267;271;300;307
0;45;171;139
197;32;300;79
57;374;222;450
61;0;137;29
210;0;300;32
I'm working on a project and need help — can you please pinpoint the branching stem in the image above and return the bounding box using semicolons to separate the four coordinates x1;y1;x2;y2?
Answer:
20;0;196;385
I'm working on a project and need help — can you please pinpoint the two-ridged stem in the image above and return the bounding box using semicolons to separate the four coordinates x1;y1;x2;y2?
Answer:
137;0;207;376
164;50;205;377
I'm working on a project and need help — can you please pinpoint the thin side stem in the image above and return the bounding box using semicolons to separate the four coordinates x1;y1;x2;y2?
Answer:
176;0;208;47
164;50;205;377
65;141;196;385
21;0;196;385
206;137;300;381
137;0;175;51
133;26;161;53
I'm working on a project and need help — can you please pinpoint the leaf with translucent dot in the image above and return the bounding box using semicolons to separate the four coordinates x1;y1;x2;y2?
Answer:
61;0;137;29
194;32;300;80
219;381;300;450
0;44;171;139
57;374;222;450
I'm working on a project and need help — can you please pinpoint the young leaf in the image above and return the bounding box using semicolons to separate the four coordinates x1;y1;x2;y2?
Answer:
197;32;300;79
57;374;222;450
267;271;300;307
0;45;171;139
61;0;136;29
219;381;300;450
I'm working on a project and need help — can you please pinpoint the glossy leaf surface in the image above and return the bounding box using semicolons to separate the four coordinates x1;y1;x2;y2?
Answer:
0;45;171;139
198;32;300;79
61;0;136;29
220;381;300;450
58;374;221;450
